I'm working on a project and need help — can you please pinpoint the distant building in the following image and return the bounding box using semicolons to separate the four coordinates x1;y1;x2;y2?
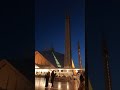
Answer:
35;49;77;76
35;49;63;68
35;49;75;68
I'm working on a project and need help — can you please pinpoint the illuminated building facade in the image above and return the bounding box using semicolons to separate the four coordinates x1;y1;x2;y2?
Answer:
35;49;82;77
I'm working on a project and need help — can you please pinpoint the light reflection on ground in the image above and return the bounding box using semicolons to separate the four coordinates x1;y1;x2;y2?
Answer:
35;77;79;90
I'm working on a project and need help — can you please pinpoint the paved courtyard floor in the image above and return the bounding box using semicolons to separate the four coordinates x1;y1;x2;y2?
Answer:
35;77;79;90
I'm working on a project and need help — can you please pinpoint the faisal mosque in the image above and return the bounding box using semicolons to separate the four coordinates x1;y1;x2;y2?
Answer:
35;15;85;77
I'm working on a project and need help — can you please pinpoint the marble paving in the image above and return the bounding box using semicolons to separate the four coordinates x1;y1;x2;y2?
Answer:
35;77;79;90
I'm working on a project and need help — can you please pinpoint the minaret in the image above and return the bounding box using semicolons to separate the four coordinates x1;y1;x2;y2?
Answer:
64;14;72;68
85;31;89;90
78;41;83;70
102;36;112;90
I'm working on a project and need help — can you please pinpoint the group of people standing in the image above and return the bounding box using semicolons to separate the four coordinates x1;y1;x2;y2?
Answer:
45;70;56;88
44;70;85;90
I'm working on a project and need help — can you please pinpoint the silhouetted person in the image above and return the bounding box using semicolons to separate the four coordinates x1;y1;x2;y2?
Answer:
78;73;85;90
51;71;56;87
80;74;84;83
45;72;50;87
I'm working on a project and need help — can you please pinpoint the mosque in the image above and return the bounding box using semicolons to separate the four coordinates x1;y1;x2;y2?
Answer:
35;15;85;77
35;49;79;77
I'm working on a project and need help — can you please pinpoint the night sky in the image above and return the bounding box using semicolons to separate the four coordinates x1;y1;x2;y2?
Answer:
86;0;120;89
1;0;120;89
35;0;85;68
0;0;35;82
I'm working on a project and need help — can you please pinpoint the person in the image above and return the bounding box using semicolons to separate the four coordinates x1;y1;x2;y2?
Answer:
78;73;85;90
80;73;84;83
45;71;50;87
51;70;56;87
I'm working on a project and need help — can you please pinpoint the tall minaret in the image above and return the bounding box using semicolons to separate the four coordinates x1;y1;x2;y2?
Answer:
64;14;72;68
85;31;89;90
102;36;112;90
78;41;83;69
